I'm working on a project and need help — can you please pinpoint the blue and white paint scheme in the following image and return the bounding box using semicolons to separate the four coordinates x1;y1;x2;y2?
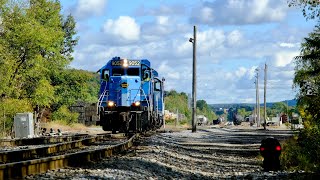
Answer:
97;57;165;133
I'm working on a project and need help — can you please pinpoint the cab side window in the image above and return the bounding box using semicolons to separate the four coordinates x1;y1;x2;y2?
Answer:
102;69;109;81
154;80;161;91
141;64;150;81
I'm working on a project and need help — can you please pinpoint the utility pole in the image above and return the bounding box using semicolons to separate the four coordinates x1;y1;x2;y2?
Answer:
189;26;197;133
175;109;178;127
264;63;267;130
256;68;260;127
254;79;257;125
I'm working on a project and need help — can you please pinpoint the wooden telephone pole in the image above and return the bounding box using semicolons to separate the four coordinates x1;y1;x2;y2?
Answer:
256;68;260;127
264;63;267;130
190;26;197;132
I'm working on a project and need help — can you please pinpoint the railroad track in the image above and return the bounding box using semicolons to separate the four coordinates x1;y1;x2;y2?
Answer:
0;133;91;146
0;133;139;179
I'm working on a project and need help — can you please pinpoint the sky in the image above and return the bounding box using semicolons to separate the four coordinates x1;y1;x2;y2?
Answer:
60;0;317;104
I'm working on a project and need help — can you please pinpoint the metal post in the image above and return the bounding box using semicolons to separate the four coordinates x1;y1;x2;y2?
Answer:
190;25;197;133
3;107;5;137
264;63;267;130
256;68;260;127
175;109;178;127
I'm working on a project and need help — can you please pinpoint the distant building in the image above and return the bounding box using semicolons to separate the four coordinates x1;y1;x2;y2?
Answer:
164;110;185;121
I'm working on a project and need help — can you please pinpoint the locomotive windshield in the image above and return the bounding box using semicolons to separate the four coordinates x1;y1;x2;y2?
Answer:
112;68;125;76
127;68;139;76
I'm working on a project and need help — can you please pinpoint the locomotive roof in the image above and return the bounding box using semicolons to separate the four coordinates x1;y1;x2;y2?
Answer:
97;57;151;72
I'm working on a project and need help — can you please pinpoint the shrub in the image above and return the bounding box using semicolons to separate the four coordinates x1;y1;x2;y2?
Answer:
51;105;79;125
281;125;320;172
0;98;33;136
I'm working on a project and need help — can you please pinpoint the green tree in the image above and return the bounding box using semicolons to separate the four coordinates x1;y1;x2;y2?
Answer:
271;102;288;115
61;14;79;62
196;99;217;121
0;0;80;134
289;0;320;21
196;100;207;111
283;20;320;172
237;108;251;118
165;90;191;120
53;69;99;109
293;26;320;122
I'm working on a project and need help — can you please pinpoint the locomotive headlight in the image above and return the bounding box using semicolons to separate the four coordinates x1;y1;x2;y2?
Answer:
123;59;128;67
133;101;140;106
107;101;115;107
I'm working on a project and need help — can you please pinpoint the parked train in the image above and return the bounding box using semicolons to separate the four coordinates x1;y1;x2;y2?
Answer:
97;57;165;133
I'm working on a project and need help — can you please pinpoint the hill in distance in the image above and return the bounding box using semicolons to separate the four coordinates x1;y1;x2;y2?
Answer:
209;99;297;109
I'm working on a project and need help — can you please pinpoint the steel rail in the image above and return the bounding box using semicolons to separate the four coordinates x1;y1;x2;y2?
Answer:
0;133;138;179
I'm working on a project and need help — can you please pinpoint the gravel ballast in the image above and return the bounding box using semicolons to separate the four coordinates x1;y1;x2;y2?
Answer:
28;126;318;179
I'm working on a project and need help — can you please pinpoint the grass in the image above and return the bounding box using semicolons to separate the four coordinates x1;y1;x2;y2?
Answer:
42;121;89;133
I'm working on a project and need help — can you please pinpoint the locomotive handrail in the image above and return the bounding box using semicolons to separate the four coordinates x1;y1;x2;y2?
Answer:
97;84;109;114
140;88;150;110
127;88;150;110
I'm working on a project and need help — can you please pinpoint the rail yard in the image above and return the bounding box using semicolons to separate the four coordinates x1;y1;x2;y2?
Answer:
0;124;317;179
0;132;136;179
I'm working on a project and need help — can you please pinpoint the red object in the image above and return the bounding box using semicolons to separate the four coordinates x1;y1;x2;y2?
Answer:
260;147;265;151
275;146;281;151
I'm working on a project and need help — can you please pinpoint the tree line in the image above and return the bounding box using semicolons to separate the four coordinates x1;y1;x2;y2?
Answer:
164;90;217;124
0;0;98;136
280;0;320;172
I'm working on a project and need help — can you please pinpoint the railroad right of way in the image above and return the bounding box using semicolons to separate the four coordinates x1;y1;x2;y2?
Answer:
26;126;319;179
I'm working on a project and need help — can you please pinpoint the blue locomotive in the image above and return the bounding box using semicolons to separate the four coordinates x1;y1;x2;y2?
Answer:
97;57;165;133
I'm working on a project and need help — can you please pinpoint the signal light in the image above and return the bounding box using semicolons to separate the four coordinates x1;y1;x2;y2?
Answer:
107;101;115;107
260;138;281;171
132;101;140;106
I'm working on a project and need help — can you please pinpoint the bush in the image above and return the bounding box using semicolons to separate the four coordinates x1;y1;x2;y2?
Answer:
51;105;79;124
281;136;302;170
0;98;33;136
281;125;320;172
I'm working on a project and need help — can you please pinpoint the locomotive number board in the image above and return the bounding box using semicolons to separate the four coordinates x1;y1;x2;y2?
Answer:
111;60;140;66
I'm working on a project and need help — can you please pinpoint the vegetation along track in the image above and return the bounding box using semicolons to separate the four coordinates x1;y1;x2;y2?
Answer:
0;133;138;179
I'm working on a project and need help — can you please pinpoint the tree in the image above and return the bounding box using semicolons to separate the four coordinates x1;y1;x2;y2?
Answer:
196;100;207;111
293;26;320;122
271;102;288;115
286;19;320;171
0;0;80;134
237;108;251;118
61;14;79;62
196;99;217;120
53;69;99;109
288;0;320;21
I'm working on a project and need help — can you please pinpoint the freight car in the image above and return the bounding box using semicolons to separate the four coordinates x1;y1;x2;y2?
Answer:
97;57;165;133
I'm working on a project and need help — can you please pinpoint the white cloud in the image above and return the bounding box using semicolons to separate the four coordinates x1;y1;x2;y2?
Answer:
227;30;244;47
63;0;314;104
197;29;226;54
157;16;169;25
279;42;300;48
235;67;247;78
135;4;185;16
191;0;288;25
102;16;140;44
141;16;189;41
74;0;107;20
271;51;298;67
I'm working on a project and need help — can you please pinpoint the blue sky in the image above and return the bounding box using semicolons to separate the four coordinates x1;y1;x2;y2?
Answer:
60;0;317;104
